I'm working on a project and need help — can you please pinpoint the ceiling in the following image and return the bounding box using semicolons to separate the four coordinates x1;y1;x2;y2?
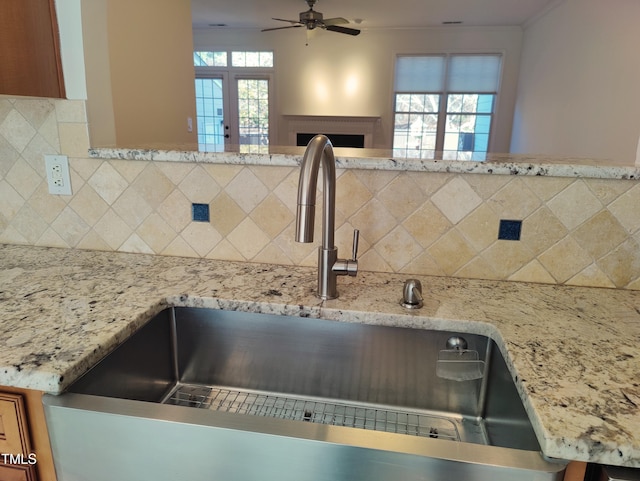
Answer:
191;0;559;30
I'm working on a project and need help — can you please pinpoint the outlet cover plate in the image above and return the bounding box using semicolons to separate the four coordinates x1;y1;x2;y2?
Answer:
45;155;72;195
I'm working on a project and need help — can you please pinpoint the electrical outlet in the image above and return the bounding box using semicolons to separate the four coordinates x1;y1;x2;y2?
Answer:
45;155;72;195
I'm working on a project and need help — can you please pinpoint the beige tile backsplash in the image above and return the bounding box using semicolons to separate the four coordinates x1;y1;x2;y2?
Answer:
2;96;640;289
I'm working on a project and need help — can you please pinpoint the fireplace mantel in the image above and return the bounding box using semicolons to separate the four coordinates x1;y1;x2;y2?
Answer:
285;115;380;148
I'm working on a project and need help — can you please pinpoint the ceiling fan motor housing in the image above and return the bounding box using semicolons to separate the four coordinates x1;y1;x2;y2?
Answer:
300;9;323;28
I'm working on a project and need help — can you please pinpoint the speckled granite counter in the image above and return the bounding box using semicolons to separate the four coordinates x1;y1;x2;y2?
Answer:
1;244;639;468
89;147;640;180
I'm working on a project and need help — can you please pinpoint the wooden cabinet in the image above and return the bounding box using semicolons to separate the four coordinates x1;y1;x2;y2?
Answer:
0;0;65;98
564;461;587;481
0;388;56;481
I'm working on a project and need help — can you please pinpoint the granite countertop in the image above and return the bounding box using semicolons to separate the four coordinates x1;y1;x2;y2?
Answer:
89;147;640;180
1;244;639;468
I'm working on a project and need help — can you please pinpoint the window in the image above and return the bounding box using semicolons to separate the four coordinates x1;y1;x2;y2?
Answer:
194;51;274;153
393;54;502;160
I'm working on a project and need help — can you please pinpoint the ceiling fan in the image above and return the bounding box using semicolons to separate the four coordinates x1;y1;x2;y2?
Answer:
261;0;361;36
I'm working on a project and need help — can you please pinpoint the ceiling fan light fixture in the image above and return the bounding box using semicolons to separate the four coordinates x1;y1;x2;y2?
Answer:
261;0;361;37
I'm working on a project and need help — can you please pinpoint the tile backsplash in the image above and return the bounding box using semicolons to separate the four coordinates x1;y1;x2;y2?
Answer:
2;96;640;289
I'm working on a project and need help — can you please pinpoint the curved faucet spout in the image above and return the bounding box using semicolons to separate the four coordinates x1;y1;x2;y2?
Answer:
295;135;358;300
295;135;336;249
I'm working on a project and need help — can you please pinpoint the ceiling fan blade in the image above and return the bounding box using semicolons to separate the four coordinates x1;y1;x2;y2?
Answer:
323;17;349;26
325;25;361;36
271;17;302;25
262;25;303;32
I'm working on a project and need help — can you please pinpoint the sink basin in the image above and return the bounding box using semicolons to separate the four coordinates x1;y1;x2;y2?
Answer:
44;307;566;481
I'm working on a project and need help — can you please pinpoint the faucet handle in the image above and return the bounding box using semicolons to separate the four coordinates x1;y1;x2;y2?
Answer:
351;229;360;261
333;229;359;278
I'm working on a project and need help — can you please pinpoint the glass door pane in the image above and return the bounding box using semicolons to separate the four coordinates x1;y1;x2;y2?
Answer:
237;78;269;154
195;77;227;152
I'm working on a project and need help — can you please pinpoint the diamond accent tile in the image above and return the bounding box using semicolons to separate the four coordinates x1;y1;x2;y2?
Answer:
464;174;511;200
120;233;154;254
376;226;424;272
158;189;192;232
180;222;222;257
547;180;603;230
481;240;536;279
608;184;640;234
568;264;616;288
509;260;557;284
538;237;593;283
50;206;91;247
520;207;568;256
179;165;220;203
69;185;109;226
351;198;397;244
88;162;129;204
250;193;292;239
378;176;425;221
488;178;541;219
353;169;399;194
225;168;269;214
227;218;270;260
597;239;640;288
336;171;373;217
403;200;453;249
432;177;482;224
427;229;476;275
136;213;176;253
207;238;245;262
0;135;20;178
456;203;500;252
132;163;175;208
112;188;153;229
526;176;573;202
5;159;41;199
0;180;27;221
572;210;628;260
455;256;500;280
210;192;245;236
93;209;132;249
11;205;49;244
0;110;36;153
13;99;55;129
28;182;68;223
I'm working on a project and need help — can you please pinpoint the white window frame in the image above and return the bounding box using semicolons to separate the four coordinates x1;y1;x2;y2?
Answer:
393;53;503;160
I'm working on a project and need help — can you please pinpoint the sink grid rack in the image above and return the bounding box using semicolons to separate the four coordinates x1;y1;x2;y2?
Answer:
164;383;461;442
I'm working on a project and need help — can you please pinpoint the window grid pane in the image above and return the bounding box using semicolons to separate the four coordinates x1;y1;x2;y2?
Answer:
231;51;274;68
444;93;495;159
195;78;225;152
194;51;227;67
393;93;440;158
393;55;500;160
238;79;269;154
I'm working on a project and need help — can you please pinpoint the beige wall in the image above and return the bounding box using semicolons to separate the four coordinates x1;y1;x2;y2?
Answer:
193;26;523;151
510;0;640;163
83;0;198;150
2;97;640;290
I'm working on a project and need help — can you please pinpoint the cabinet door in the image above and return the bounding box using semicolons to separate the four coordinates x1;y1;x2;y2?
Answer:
0;464;37;481
0;0;65;98
0;393;31;456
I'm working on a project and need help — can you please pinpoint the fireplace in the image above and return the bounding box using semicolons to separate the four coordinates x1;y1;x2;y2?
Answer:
296;133;365;148
286;115;379;148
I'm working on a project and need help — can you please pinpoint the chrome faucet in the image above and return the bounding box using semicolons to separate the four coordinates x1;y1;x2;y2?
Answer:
295;135;359;299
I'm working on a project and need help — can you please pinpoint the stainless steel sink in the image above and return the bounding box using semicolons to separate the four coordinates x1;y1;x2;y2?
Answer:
43;307;567;481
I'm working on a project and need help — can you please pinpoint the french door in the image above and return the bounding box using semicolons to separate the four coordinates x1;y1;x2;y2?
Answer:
195;74;272;153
